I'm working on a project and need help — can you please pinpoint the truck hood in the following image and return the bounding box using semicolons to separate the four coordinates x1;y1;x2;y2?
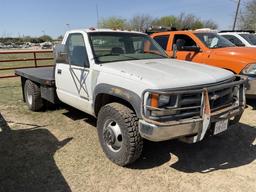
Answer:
100;59;234;89
213;47;256;61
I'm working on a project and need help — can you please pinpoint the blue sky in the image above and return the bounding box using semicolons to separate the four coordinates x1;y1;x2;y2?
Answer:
0;0;240;38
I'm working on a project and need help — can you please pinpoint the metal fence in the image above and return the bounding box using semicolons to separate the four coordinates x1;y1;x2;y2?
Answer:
0;49;53;78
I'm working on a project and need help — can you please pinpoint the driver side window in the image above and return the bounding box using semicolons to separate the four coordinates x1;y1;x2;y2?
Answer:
66;33;89;67
172;34;197;50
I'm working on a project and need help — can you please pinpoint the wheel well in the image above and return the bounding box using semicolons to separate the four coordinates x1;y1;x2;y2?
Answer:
94;93;135;117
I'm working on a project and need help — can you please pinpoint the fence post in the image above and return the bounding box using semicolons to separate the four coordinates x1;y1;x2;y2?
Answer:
33;52;37;67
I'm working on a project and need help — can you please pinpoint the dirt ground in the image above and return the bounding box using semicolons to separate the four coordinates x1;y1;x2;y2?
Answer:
0;79;255;192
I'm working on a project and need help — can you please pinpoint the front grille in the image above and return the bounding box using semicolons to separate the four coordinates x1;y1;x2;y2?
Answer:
177;92;202;119
208;87;233;112
175;86;235;120
145;79;244;122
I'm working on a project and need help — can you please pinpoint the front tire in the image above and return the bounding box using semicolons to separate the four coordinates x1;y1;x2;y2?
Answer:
24;80;43;111
97;103;143;166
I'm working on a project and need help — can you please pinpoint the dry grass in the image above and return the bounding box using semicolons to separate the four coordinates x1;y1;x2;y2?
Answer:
0;79;255;192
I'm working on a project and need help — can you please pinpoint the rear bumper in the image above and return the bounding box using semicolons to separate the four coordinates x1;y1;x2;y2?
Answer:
246;77;256;98
139;106;243;142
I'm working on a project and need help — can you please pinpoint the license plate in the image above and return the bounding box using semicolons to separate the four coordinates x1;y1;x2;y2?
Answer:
214;119;228;135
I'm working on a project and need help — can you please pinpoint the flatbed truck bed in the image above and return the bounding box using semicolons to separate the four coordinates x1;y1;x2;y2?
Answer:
15;67;57;104
15;67;55;87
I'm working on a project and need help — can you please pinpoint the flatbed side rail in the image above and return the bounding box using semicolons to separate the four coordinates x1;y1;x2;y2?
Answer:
0;49;53;79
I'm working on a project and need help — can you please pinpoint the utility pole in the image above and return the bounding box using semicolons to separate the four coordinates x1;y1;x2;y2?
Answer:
233;0;241;30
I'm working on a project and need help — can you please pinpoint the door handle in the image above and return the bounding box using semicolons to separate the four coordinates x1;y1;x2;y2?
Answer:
57;69;62;74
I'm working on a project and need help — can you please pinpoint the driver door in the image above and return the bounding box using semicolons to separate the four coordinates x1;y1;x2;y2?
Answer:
55;33;91;112
171;34;203;63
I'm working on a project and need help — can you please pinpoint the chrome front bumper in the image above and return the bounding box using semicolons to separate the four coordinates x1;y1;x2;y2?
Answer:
139;76;247;143
139;105;243;142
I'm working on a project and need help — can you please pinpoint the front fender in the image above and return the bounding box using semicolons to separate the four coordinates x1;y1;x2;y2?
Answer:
93;84;142;118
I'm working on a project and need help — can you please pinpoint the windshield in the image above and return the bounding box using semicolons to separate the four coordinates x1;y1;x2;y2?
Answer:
89;32;168;64
195;33;235;49
240;33;256;45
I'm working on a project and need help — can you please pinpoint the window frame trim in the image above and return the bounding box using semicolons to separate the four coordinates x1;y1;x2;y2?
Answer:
66;32;90;68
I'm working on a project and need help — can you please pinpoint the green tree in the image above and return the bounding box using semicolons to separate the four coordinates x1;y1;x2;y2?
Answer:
129;15;153;31
23;36;32;42
152;16;178;28
39;35;53;42
99;17;127;29
203;20;218;29
57;35;63;41
238;0;256;30
152;14;217;30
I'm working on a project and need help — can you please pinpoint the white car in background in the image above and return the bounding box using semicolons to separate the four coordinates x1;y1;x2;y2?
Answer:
219;30;256;47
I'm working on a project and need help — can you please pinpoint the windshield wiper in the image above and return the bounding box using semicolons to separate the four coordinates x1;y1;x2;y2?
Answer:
143;51;167;58
92;54;140;63
93;53;118;60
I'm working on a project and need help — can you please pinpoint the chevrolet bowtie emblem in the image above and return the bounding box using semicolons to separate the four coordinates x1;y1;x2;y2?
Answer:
211;94;220;100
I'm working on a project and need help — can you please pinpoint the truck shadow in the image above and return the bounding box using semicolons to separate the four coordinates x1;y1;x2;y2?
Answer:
130;123;256;173
62;106;97;127
0;113;72;192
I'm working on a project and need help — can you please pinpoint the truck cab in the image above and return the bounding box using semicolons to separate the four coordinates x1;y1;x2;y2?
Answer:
16;29;247;166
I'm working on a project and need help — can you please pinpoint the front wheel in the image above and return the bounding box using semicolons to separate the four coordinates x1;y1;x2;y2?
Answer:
97;103;143;166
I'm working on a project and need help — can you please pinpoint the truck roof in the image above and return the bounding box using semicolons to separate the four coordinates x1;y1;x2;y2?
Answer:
66;28;146;35
151;30;218;36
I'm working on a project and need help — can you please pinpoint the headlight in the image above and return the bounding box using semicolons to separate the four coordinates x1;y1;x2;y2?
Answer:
150;94;178;108
241;64;256;76
159;95;171;107
149;93;178;117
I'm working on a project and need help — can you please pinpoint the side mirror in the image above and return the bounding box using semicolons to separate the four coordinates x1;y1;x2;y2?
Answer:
54;44;69;64
172;44;177;59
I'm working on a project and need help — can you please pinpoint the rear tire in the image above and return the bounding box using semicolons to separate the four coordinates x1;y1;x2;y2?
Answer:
97;103;143;166
24;80;43;111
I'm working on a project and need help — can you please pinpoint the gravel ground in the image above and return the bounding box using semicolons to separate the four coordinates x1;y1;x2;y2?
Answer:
0;79;255;192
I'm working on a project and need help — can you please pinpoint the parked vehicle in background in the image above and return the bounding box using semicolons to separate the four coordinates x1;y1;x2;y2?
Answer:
150;29;256;98
219;30;256;47
41;42;53;49
15;29;246;166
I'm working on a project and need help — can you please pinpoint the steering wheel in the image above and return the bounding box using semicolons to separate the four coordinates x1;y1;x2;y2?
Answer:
134;48;144;53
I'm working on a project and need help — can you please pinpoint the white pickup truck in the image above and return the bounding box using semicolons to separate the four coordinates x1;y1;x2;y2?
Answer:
15;29;247;166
